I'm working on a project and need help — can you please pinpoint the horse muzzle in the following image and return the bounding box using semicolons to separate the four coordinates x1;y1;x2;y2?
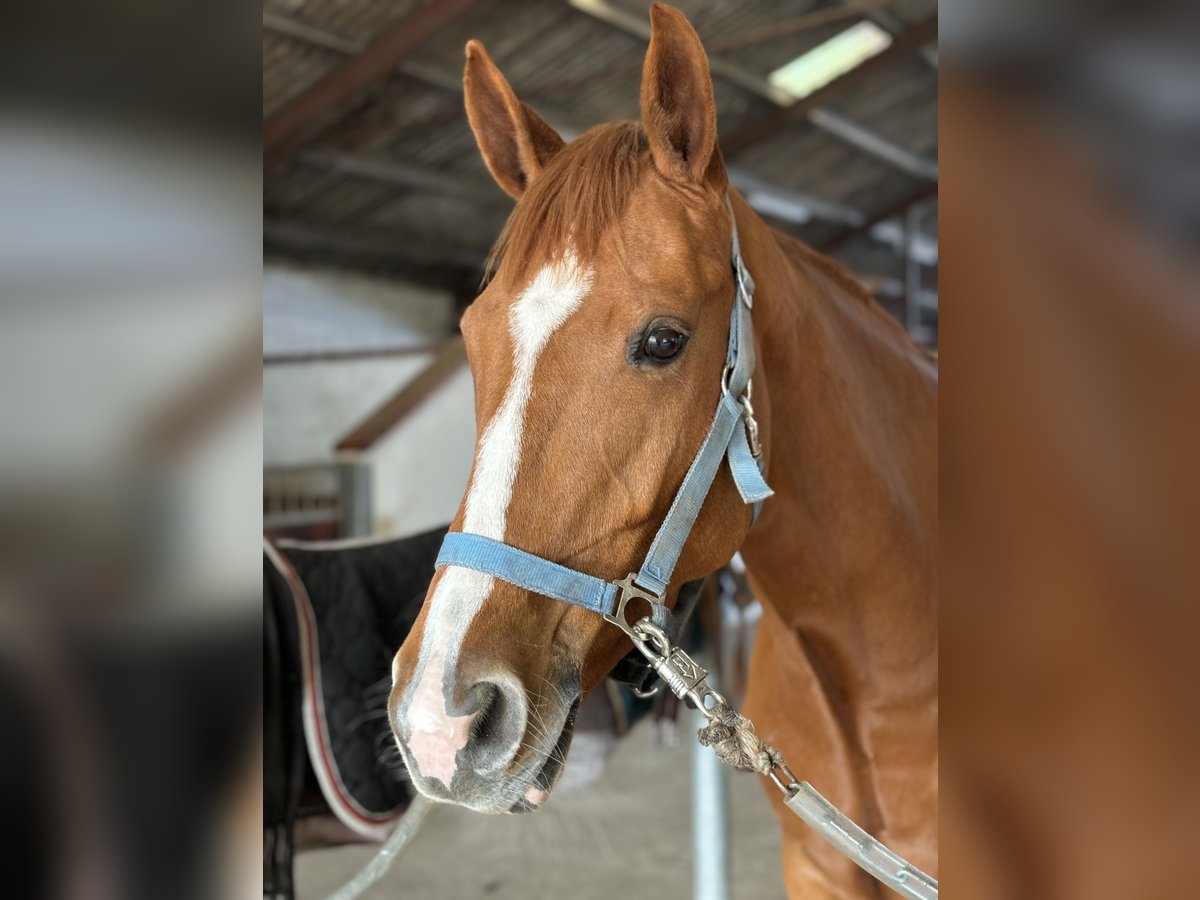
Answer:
390;662;580;814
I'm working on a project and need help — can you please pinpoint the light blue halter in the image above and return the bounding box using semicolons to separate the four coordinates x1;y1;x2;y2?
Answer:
435;197;772;633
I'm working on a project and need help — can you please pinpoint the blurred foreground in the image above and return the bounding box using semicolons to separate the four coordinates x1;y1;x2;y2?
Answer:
940;7;1200;898
1;2;261;898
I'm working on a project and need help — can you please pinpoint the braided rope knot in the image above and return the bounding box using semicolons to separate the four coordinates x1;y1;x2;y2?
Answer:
696;707;783;775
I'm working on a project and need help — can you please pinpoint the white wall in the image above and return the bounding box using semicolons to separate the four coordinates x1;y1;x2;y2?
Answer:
369;366;476;538
264;262;453;358
263;358;476;538
263;263;477;539
263;355;434;466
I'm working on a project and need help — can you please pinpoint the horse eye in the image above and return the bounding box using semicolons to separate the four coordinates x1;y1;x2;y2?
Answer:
642;327;685;360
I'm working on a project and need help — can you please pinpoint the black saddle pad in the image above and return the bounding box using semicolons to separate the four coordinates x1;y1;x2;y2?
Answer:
264;526;445;840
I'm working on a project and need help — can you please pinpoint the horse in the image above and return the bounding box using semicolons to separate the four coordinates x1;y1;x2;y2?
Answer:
387;5;938;896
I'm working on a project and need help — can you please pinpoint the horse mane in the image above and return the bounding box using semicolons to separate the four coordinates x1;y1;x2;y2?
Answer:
485;121;649;282
773;228;936;362
772;229;873;307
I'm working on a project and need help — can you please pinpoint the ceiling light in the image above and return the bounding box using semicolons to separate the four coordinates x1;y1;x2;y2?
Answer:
768;21;893;100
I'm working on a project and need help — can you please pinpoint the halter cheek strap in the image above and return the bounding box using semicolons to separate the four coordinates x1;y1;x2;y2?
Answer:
435;196;771;633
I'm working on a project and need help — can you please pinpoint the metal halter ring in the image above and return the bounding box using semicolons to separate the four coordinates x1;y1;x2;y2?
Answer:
721;367;754;407
720;364;739;398
602;573;663;638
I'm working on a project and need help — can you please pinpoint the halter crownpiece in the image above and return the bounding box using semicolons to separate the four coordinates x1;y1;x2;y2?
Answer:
435;195;771;633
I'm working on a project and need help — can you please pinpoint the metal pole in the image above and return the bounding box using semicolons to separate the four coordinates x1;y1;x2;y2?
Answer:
338;459;372;537
905;204;923;338
692;658;731;900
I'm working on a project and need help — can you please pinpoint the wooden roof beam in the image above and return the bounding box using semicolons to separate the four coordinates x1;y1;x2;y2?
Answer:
263;218;487;272
262;11;464;93
263;0;478;162
335;337;468;452
296;149;509;206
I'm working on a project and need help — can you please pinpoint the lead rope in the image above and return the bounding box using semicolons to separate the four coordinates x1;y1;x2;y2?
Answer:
612;615;939;900
696;707;782;774
324;794;435;900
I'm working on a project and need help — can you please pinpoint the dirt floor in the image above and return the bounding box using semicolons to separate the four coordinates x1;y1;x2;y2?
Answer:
296;715;788;899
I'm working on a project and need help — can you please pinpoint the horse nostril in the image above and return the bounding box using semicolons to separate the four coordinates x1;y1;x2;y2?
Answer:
461;677;527;765
468;682;500;742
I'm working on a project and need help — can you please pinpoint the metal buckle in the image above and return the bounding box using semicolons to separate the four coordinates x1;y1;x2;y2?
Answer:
602;573;663;639
734;257;753;309
721;372;763;460
740;392;763;459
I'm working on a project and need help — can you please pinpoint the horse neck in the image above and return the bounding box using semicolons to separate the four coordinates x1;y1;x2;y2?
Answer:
736;203;938;685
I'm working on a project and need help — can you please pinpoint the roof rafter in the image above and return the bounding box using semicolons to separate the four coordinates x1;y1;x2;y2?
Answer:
263;0;478;161
297;149;509;206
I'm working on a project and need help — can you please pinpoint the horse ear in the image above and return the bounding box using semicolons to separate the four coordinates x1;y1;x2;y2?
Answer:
464;40;565;199
640;4;722;186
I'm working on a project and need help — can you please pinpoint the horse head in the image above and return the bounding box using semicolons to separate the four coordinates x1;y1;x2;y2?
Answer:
388;4;767;813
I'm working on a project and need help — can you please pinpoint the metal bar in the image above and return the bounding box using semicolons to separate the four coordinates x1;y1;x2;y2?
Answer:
691;658;731;900
807;109;937;181
905;204;921;336
728;166;864;227
873;216;937;265
338;461;373;537
721;14;937;156
264;344;446;366
818;182;937;253
263;0;478;160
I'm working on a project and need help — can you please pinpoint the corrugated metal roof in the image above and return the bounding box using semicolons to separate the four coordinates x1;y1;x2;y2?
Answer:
263;0;937;337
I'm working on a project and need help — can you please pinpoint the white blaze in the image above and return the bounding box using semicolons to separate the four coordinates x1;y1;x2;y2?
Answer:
404;254;593;786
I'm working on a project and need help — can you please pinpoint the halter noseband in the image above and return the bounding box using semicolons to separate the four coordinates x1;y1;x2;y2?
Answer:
435;196;772;650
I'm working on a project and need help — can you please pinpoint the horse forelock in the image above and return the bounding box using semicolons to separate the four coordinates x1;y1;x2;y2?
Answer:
485;121;649;284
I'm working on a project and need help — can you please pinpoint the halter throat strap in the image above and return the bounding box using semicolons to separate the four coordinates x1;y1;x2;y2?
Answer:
435;196;772;633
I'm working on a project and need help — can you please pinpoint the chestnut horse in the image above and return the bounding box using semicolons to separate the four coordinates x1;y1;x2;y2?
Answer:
389;5;937;897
